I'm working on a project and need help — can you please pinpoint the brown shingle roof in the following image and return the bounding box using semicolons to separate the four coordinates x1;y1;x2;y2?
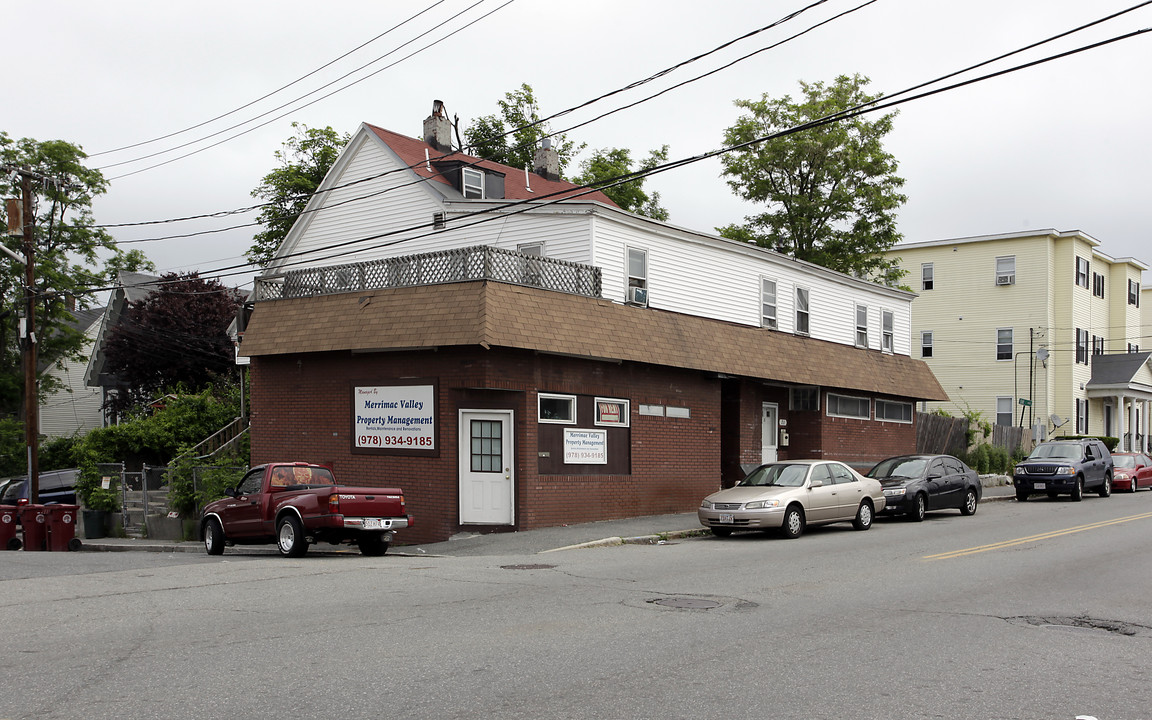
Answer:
240;282;947;401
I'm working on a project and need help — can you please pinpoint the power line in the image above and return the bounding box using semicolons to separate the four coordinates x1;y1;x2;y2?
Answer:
87;0;450;158
55;12;1152;299
97;0;845;231
102;0;514;180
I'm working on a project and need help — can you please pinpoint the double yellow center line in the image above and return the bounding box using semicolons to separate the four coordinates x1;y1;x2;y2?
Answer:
925;511;1152;560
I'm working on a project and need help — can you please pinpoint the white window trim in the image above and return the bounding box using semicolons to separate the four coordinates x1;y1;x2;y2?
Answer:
795;286;810;336
1075;256;1090;289
875;399;913;424
921;263;934;290
461;167;485;199
517;241;544;256
882;309;894;354
996;328;1013;361
995;396;1013;426
827;393;870;420
855;304;869;348
538;392;576;424
593;397;630;427
995;255;1016;286
760;276;777;330
921;330;934;358
626;246;648;289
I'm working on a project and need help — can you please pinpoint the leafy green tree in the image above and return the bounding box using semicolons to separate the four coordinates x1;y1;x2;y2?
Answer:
718;74;907;285
247;122;350;268
0;132;151;417
462;83;584;176
100;273;243;416
572;146;670;220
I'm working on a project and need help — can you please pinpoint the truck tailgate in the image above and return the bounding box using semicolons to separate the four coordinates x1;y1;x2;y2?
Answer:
332;487;405;519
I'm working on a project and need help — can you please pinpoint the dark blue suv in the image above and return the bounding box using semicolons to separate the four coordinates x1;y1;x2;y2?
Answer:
1013;439;1112;502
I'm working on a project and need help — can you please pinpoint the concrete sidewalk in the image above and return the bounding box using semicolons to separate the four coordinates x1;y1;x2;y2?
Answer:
78;481;1017;558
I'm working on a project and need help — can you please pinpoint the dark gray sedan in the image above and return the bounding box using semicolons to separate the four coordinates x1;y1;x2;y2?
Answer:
867;454;981;521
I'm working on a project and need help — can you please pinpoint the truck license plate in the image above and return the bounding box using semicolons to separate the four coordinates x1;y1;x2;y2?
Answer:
719;513;734;524
363;518;383;529
1034;482;1045;490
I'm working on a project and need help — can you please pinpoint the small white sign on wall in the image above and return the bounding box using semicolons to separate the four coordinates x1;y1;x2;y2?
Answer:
563;428;608;464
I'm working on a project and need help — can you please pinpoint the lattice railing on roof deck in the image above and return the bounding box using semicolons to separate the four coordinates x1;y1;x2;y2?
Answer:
254;245;602;301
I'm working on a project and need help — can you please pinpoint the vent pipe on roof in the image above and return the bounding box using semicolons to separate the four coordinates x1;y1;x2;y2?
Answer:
423;99;453;153
533;137;560;182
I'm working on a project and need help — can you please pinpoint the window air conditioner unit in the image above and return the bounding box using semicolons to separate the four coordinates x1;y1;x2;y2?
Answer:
996;274;1015;286
627;286;649;307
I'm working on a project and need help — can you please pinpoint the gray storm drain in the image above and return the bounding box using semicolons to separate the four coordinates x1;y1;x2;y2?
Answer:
649;597;723;610
500;563;556;571
1009;616;1152;638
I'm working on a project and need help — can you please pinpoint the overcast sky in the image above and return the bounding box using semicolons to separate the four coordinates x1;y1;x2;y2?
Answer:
7;0;1152;294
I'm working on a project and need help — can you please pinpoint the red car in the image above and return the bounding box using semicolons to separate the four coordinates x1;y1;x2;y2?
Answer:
1110;453;1152;492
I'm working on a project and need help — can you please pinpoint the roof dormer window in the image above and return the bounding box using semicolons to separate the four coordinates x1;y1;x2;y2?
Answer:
462;167;485;199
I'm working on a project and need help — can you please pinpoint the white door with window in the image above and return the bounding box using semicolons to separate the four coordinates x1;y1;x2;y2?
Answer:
459;410;514;525
761;402;779;464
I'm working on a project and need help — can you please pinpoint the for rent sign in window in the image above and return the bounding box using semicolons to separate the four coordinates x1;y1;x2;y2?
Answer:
354;384;435;451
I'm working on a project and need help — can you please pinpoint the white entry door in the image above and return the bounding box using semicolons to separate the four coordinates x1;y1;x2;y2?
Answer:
459;410;514;525
761;402;779;464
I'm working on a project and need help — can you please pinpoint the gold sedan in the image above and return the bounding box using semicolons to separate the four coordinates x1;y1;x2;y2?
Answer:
698;460;886;539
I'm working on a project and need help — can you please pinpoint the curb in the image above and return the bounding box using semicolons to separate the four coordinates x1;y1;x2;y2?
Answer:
540;528;708;553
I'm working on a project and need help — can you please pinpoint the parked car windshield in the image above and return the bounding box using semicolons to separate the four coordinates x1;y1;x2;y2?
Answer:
868;457;926;480
1028;444;1081;461
1113;455;1136;468
739;464;809;488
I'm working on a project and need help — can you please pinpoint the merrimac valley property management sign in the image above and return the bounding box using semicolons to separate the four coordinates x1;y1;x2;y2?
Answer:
353;383;437;456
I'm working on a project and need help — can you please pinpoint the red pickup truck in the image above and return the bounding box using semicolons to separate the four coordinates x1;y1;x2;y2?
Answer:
200;463;410;557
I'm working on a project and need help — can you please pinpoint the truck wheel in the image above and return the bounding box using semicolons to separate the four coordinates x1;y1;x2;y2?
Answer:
358;534;389;557
277;515;309;558
204;518;225;556
1071;477;1083;502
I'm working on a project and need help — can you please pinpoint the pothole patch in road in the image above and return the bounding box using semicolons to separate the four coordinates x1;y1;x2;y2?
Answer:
1007;615;1152;638
500;563;557;571
625;594;759;613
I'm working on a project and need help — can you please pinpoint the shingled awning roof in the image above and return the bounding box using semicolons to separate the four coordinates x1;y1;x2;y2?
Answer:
240;281;948;401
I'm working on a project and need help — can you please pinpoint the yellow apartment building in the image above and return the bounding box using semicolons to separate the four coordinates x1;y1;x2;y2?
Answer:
886;230;1150;452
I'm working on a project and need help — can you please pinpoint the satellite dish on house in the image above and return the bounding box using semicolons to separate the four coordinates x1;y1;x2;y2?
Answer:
1050;414;1067;428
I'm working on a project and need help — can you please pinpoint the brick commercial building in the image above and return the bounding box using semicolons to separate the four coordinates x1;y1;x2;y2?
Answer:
239;104;947;544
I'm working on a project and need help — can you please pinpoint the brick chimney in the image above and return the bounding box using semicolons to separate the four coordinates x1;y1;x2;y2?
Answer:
423;99;452;153
533;137;560;182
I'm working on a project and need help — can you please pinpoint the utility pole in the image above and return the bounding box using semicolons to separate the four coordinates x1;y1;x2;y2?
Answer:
4;165;57;504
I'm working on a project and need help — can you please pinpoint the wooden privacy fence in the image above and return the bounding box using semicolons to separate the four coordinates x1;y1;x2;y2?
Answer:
916;412;968;457
916;412;1029;457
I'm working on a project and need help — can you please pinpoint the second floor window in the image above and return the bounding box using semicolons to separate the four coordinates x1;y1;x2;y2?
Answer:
996;256;1015;286
921;263;934;290
795;287;810;335
627;247;647;289
761;278;777;329
1129;279;1141;306
1092;335;1104;355
921;331;934;358
1093;272;1105;298
1076;328;1089;364
997;328;1013;360
882;310;894;353
855;305;868;347
1075;256;1090;289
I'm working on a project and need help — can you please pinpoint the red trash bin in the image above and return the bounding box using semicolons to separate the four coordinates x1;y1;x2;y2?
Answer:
19;505;47;552
44;504;82;552
0;505;20;550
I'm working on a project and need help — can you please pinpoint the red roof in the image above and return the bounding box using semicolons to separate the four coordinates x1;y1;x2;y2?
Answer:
365;124;618;207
